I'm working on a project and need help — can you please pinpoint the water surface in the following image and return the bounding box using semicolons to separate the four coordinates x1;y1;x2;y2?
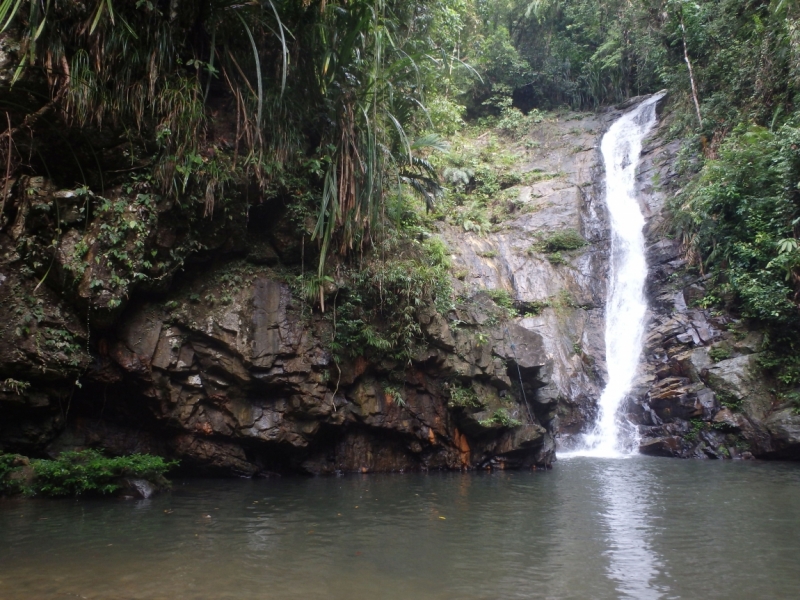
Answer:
2;457;800;599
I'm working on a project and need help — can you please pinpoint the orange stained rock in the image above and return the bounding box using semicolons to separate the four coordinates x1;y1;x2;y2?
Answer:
453;428;471;467
196;422;214;436
353;356;369;379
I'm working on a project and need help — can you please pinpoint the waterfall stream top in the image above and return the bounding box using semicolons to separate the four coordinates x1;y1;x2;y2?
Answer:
562;93;666;459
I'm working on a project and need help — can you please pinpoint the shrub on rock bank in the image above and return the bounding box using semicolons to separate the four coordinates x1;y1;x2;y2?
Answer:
0;450;177;498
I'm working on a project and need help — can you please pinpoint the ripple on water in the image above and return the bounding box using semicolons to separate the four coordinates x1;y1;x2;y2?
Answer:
2;459;800;599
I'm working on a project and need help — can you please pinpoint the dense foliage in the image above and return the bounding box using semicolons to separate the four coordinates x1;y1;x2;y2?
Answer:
446;1;800;125
2;1;794;274
0;452;23;495
675;124;800;388
0;450;177;497
328;235;453;364
0;0;461;281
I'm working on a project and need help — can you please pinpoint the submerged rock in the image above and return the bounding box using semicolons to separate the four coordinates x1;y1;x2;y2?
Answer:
119;478;157;499
639;436;683;457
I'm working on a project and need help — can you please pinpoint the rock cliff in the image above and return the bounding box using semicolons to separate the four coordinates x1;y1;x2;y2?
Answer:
0;180;558;474
3;94;800;472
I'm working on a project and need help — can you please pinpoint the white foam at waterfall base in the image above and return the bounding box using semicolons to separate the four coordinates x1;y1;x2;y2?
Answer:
561;93;666;460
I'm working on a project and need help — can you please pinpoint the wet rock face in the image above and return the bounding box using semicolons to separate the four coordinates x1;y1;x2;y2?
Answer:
627;121;754;459
435;99;698;449
765;409;800;459
0;230;91;454
438;112;621;445
48;271;555;475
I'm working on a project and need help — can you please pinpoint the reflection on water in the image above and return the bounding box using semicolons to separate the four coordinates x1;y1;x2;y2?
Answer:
2;457;800;600
595;460;666;599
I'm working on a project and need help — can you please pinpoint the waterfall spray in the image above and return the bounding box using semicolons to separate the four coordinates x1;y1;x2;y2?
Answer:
570;93;665;458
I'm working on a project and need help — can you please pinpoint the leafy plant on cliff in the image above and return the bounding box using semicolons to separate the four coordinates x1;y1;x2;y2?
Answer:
529;229;588;258
479;408;522;428
485;288;520;321
674;124;800;388
446;382;483;409
328;235;453;364
541;229;588;252
2;378;30;395
716;390;742;412
708;346;731;363
382;383;406;407
784;391;800;415
433;133;539;233
684;418;706;442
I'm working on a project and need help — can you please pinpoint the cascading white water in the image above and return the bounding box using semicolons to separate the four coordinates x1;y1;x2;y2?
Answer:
570;93;666;458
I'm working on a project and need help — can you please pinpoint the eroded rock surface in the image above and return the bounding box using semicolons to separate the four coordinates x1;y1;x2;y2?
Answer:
1;239;557;473
439;112;617;442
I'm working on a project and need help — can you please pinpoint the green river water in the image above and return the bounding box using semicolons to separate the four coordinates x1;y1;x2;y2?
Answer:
2;456;800;599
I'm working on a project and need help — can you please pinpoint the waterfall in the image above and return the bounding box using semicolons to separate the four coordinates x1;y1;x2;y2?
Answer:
569;93;665;458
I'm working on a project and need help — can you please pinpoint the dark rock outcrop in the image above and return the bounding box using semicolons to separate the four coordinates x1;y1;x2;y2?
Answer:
110;273;555;473
1;245;556;473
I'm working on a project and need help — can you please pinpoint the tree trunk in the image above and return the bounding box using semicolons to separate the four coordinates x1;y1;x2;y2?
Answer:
680;11;703;128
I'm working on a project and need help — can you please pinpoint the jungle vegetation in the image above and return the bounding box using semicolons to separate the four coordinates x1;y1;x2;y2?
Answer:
0;1;798;389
